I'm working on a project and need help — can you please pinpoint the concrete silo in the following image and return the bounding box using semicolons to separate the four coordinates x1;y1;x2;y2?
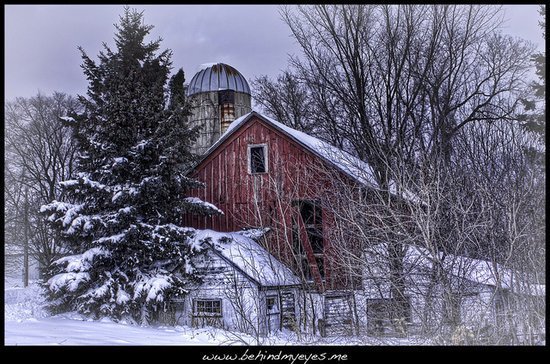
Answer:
186;63;252;155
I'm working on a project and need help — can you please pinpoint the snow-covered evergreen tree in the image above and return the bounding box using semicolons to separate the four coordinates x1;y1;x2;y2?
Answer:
41;7;221;322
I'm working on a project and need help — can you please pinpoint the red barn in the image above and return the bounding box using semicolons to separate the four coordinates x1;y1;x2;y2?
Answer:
184;111;375;294
181;110;546;339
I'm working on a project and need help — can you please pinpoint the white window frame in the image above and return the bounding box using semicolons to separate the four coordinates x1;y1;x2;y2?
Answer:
248;143;268;174
193;298;223;317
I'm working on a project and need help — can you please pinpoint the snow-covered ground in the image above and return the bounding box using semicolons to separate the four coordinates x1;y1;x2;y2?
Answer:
4;279;283;345
6;315;242;346
5;279;423;346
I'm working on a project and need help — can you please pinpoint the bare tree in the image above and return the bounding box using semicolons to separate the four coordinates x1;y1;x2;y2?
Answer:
317;116;544;344
4;92;81;281
262;5;537;332
452;120;545;344
251;71;315;134
278;4;534;168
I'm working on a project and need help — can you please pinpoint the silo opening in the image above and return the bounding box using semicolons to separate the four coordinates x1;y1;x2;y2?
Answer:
219;90;236;133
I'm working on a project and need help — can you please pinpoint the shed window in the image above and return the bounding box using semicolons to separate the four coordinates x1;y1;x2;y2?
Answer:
249;144;267;174
194;299;222;316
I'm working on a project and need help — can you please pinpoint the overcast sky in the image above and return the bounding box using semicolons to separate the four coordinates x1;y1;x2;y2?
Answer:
4;4;544;101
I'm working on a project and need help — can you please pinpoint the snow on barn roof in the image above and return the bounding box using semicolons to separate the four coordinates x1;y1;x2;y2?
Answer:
191;229;301;287
364;244;545;296
201;111;378;188
198;111;421;203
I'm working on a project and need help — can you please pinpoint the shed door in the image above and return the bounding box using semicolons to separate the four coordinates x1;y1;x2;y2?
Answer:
281;292;297;329
173;299;185;326
324;295;353;336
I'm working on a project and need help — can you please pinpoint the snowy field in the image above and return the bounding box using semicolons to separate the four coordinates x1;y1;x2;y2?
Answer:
4;279;285;345
5;279;423;346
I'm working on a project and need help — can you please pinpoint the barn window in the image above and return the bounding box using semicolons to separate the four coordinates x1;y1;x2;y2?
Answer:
309;228;324;255
248;144;268;174
292;200;324;281
194;299;222;316
300;257;312;280
315;256;325;279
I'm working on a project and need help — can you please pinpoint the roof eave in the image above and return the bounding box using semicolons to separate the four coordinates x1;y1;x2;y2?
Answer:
259;283;303;291
205;241;263;288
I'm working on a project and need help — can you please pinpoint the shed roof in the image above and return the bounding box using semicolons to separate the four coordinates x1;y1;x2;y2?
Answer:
192;229;301;287
364;244;545;296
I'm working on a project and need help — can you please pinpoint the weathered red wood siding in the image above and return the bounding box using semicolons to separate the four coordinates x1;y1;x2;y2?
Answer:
184;115;359;291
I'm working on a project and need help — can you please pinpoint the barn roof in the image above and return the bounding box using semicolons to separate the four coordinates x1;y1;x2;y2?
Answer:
191;229;301;287
198;111;378;187
196;111;420;203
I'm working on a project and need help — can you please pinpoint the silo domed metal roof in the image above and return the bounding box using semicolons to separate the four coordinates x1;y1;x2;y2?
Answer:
186;62;251;96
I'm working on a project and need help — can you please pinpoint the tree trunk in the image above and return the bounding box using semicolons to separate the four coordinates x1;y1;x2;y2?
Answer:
389;242;407;336
23;188;30;287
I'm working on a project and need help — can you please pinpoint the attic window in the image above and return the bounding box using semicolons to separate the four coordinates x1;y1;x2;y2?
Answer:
248;144;268;174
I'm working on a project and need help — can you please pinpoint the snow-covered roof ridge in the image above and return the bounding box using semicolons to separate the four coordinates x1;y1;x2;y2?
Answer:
260;113;378;187
200;111;377;187
191;229;301;287
195;111;423;204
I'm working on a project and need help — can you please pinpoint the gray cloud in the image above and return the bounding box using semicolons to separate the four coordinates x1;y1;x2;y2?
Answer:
4;4;543;101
